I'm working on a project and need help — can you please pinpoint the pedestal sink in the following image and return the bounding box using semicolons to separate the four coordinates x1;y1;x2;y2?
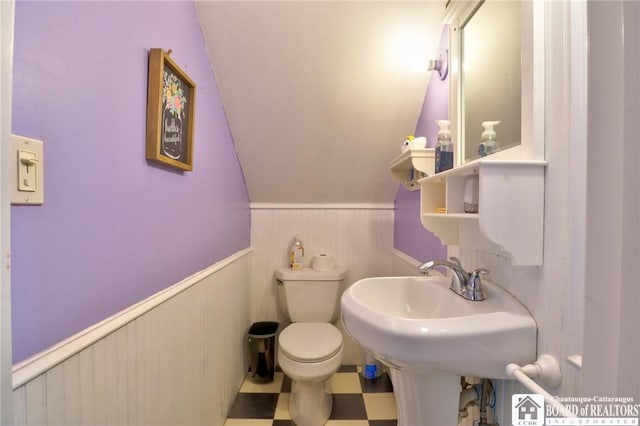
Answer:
341;276;536;426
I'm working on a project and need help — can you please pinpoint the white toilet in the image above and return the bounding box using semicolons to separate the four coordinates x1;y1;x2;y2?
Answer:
275;266;347;426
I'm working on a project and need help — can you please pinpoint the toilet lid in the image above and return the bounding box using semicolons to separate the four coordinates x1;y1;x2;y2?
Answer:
279;323;343;363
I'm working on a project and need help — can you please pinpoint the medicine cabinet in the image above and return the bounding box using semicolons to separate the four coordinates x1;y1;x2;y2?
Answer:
445;0;545;165
412;0;546;265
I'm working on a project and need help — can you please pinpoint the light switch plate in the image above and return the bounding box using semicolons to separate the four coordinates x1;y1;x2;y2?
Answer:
11;134;44;205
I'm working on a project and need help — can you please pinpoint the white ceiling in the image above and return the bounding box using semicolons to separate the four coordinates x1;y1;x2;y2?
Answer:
195;1;445;204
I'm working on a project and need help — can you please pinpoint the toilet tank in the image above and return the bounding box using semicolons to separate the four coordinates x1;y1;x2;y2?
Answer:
275;267;347;322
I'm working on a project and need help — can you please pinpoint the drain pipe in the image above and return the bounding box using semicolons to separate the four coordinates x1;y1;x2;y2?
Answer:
478;378;498;426
459;383;481;418
459;378;498;425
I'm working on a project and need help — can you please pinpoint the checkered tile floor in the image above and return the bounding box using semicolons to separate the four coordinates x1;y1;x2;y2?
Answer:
224;366;397;426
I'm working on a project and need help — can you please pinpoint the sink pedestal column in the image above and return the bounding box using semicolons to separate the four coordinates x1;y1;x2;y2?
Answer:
389;367;460;426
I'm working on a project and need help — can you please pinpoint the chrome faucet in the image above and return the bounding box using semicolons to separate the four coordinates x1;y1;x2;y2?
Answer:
418;257;488;301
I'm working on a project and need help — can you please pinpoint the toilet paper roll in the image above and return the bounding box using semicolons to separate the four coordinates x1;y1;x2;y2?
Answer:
312;253;335;271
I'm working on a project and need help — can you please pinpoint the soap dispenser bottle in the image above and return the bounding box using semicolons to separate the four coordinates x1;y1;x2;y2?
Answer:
435;119;453;173
289;235;304;270
478;121;501;157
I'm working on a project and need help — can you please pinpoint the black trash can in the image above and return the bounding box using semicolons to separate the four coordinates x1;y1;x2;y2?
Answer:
248;321;279;383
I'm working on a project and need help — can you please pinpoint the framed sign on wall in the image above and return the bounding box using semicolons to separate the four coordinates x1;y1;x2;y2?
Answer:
146;48;196;171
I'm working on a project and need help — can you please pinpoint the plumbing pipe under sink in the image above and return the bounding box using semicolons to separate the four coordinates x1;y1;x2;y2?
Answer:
459;384;481;416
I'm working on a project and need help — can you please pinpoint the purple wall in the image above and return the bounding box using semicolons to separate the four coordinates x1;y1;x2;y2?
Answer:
11;1;250;363
414;26;451;150
394;26;449;262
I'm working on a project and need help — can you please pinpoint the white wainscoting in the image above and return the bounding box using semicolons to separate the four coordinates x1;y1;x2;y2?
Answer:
250;205;394;365
391;248;422;275
12;248;252;426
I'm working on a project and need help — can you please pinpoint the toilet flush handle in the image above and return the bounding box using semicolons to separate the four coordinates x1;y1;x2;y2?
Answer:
275;278;284;286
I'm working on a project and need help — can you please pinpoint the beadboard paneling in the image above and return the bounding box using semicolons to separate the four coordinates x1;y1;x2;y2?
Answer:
12;250;252;426
251;206;394;365
390;248;422;276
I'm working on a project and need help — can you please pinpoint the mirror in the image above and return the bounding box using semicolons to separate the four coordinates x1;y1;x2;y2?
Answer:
460;0;521;162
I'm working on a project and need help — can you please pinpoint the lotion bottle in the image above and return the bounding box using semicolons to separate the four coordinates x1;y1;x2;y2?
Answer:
435;119;453;173
289;235;304;270
478;121;501;157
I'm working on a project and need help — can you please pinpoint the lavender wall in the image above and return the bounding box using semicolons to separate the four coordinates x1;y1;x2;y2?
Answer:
11;1;250;363
393;26;449;262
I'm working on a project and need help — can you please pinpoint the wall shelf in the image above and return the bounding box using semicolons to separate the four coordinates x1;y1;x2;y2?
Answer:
389;148;435;191
419;159;546;265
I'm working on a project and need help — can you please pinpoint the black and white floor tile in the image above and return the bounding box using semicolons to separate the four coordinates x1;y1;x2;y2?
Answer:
224;366;397;426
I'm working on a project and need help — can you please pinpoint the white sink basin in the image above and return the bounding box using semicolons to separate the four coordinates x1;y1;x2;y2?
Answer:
341;275;536;378
341;275;537;426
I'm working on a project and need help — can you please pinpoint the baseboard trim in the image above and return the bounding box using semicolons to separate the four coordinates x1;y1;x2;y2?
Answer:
12;247;253;389
391;248;423;268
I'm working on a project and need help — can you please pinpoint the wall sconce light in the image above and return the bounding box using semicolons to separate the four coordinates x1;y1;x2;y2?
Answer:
427;49;448;80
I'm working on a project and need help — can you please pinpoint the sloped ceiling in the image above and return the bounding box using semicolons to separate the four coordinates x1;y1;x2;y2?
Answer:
195;1;445;204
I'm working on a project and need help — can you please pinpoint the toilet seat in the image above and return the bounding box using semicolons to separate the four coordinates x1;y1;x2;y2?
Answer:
279;323;343;363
